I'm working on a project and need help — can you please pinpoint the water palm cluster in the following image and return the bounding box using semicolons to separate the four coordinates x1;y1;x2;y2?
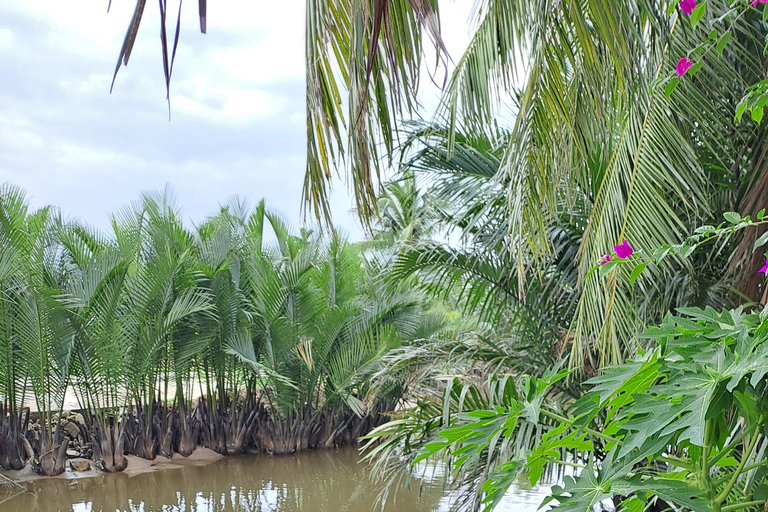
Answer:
0;184;448;475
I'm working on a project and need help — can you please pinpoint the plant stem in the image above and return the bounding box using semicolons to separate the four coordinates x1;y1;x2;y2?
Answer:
716;417;764;506
703;420;717;511
544;456;585;469
540;410;617;444
659;455;694;470
721;500;766;512
713;460;768;487
710;429;750;467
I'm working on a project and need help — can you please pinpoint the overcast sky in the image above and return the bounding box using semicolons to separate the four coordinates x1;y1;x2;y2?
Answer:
0;1;473;240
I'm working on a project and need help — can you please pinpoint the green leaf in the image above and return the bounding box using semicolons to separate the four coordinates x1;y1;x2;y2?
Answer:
618;497;645;512
758;208;765;220
542;452;708;512
584;263;600;281
481;460;525;512
584;357;656;404
664;78;680;98
667;1;678;15
688;62;704;76
598;259;619;278
754;483;768;501
691;2;706;28
678;244;695;260
614;476;709;512
651;372;720;446
707;29;718;41
630;262;649;288
653;245;672;263
723;211;741;224
716;31;731;54
736;97;749;121
754;231;768;252
694;225;716;235
752;106;764;124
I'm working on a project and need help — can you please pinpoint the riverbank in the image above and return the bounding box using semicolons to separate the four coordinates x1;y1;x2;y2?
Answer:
0;447;224;483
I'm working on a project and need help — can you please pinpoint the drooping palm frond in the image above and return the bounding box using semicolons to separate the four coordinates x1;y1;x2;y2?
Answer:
304;0;447;226
563;3;765;371
110;0;208;101
109;0;448;227
373;122;581;363
422;0;768;373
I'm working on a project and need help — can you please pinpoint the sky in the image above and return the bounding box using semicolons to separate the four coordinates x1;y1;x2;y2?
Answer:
0;1;473;240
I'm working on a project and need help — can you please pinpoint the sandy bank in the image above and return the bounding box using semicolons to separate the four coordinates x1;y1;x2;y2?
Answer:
0;447;224;483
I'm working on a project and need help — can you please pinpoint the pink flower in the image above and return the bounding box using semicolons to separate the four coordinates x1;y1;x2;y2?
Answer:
753;0;767;7
679;0;697;14
598;254;612;265
676;57;693;77
614;240;634;259
760;259;768;274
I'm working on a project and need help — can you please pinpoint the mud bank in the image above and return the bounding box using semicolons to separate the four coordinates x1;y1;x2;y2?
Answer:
0;447;223;484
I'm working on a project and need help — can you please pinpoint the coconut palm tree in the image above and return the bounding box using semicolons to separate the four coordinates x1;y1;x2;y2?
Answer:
372;171;442;245
440;0;768;373
361;109;768;508
109;0;768;373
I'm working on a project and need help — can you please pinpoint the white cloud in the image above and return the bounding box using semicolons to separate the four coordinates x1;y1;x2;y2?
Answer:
0;27;13;50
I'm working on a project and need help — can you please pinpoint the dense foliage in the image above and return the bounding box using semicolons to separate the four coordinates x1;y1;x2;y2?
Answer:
12;0;768;510
0;184;449;475
356;0;768;506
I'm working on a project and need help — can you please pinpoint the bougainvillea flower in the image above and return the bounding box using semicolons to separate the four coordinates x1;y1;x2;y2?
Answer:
614;240;634;259
676;57;693;77
679;0;697;14
598;254;611;265
753;0;768;7
760;259;768;274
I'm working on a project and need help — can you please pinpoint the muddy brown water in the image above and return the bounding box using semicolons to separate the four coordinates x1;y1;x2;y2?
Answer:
0;449;551;511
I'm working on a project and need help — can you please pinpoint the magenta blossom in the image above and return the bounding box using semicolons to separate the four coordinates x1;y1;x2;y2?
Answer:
676;57;693;77
679;0;697;14
598;254;612;265
753;0;767;7
760;259;768;275
614;240;634;259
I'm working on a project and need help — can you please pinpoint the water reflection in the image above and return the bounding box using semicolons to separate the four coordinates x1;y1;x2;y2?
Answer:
5;449;442;512
2;449;551;512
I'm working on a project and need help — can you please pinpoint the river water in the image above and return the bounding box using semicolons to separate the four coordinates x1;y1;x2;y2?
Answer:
1;449;552;512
